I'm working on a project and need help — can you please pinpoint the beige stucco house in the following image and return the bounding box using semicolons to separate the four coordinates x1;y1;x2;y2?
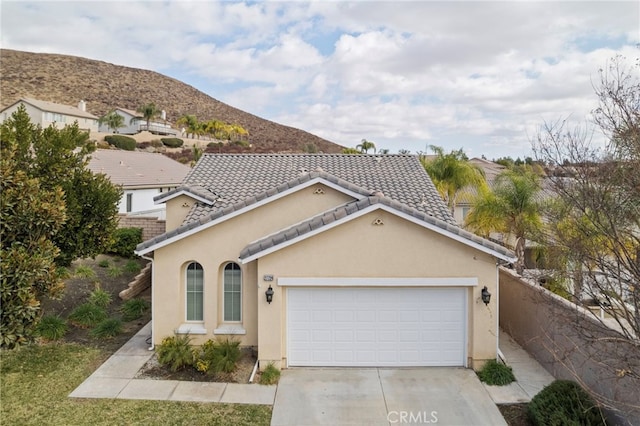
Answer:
136;154;516;370
0;98;99;132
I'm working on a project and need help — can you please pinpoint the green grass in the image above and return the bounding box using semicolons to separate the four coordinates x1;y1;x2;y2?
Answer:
97;259;110;268
124;260;142;274
35;316;68;341
0;343;272;425
68;303;108;328
74;265;97;279
90;318;123;339
107;265;123;278
121;298;150;321
259;363;281;385
88;287;112;308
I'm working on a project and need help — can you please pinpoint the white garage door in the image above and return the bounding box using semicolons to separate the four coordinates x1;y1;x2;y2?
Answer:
287;287;467;367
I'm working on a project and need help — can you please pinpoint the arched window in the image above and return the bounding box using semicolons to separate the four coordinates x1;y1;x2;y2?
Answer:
224;263;241;322
186;262;203;321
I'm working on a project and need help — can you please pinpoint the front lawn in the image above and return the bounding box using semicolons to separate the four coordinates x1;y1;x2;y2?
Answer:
1;336;271;426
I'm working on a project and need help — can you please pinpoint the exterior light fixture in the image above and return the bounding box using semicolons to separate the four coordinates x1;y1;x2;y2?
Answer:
481;286;491;305
265;285;274;304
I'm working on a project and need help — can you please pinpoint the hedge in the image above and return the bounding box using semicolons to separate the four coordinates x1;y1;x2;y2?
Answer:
528;380;605;426
104;135;136;151
161;138;184;148
108;227;143;258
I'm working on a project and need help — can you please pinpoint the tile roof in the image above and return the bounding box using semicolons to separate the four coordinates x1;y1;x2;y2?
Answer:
153;184;219;204
181;154;454;224
238;195;517;262
87;149;191;188
18;98;99;119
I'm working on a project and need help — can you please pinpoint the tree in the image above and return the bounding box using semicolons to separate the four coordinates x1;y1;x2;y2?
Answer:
1;123;66;348
356;138;376;154
421;145;487;214
1;105;122;266
98;110;125;133
341;147;362;154
533;55;640;341
465;168;543;273
176;114;199;139
136;103;160;131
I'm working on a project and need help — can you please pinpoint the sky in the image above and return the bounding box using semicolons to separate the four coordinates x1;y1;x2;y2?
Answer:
1;1;638;159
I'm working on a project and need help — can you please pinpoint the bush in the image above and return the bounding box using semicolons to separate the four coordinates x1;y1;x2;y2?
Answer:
124;260;141;274
107;265;123;278
68;303;107;328
477;359;516;386
259;362;280;385
150;139;164;148
197;338;241;375
161;138;184;148
74;265;96;279
105;135;136;151
98;259;110;268
108;227;143;258
90;318;123;338
528;380;605;426
121;298;149;321
88;287;112;308
36;316;68;341
157;334;194;372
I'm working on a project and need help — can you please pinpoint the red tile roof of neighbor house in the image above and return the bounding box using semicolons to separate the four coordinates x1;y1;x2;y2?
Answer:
87;149;190;188
137;154;516;262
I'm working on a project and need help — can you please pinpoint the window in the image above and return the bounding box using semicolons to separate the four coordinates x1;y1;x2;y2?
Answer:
186;262;203;321
224;263;241;322
462;207;471;220
126;193;133;212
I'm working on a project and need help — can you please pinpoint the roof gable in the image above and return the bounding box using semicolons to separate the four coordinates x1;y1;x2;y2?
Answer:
239;196;517;263
16;98;99;120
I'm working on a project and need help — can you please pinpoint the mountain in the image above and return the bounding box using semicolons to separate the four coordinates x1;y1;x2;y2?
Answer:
0;49;343;153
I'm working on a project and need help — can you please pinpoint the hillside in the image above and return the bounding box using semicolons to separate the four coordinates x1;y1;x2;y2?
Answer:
0;49;343;153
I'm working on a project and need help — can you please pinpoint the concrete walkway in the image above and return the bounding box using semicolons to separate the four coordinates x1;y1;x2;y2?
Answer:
483;329;556;404
69;322;276;405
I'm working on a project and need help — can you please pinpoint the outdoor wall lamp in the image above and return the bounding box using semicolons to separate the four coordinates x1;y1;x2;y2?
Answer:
481;286;491;305
265;285;274;304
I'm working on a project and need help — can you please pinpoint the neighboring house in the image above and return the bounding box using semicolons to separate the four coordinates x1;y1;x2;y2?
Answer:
135;154;516;370
453;157;507;224
87;149;190;219
98;107;179;136
0;98;99;132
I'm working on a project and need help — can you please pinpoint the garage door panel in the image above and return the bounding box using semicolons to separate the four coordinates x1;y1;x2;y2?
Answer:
288;287;467;367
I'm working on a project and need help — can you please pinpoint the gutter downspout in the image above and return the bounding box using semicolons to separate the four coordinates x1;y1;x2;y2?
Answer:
141;253;155;350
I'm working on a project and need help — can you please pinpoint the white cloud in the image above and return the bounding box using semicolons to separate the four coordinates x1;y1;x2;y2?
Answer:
1;0;636;159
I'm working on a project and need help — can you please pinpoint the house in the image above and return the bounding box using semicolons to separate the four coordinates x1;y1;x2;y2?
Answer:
452;157;507;224
0;98;99;132
98;107;179;136
87;149;190;219
135;154;516;370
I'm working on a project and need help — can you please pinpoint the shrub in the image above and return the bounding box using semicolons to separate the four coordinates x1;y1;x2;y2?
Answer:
90;318;123;338
36;315;68;341
121;298;149;321
259;362;280;385
161;138;184;148
56;266;72;279
88;287;112;308
528;380;605;426
105;135;136;151
124;260;141;274
74;265;96;279
197;337;241;375
150;139;164;148
477;359;516;386
107;265;123;278
157;334;194;372
68;303;107;328
98;259;110;268
108;227;143;258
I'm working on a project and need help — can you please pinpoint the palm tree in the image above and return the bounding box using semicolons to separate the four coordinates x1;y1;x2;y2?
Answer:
342;147;362;155
421;145;486;214
356;139;376;154
98;110;125;133
136;103;160;132
465;168;543;274
176;115;199;139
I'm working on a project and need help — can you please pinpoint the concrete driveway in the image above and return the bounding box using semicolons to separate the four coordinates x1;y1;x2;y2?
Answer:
271;368;507;426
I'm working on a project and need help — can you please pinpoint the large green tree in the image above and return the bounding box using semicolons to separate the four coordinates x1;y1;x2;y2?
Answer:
356;138;376;154
465;168;543;273
2;105;122;266
421;146;487;214
98;110;125;133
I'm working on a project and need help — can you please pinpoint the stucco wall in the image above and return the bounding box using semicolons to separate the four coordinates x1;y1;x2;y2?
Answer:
256;210;499;369
499;268;639;425
151;184;355;346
